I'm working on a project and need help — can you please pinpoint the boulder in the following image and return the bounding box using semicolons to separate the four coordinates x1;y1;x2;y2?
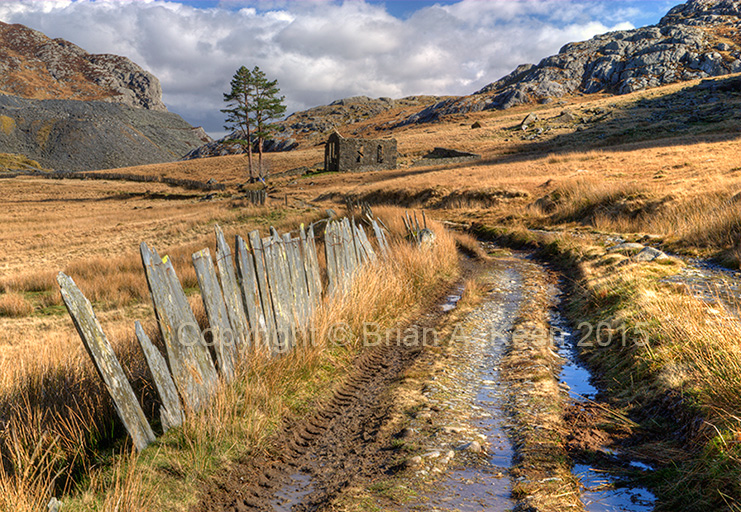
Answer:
634;247;670;262
520;113;539;130
418;228;436;245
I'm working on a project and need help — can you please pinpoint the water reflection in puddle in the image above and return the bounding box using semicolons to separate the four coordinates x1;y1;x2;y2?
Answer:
552;309;657;511
575;464;655;512
406;269;520;511
552;312;598;400
271;472;313;512
441;283;466;312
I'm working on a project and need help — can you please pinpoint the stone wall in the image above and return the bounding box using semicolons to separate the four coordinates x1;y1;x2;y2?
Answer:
325;132;397;172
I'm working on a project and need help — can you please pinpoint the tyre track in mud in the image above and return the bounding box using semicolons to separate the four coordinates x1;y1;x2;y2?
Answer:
195;285;462;512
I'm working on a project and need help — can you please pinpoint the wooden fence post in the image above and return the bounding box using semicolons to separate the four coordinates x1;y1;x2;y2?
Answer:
134;321;184;432
58;272;155;451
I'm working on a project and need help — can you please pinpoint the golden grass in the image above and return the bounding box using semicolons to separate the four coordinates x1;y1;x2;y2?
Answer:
0;292;33;317
0;205;459;510
1;71;741;509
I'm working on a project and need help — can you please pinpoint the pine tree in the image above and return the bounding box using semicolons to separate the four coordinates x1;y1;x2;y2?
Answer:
221;66;286;181
252;67;287;179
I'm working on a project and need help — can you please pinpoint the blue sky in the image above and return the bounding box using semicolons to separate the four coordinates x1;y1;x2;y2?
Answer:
0;0;681;136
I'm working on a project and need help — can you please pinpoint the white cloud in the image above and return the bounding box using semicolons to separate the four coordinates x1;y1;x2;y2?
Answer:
0;0;654;134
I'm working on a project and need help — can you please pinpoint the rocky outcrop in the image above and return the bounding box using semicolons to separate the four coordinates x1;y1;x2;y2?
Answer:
0;95;209;171
184;95;444;160
0;21;210;170
402;0;741;124
0;21;166;111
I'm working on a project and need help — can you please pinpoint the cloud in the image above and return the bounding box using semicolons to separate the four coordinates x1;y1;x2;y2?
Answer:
0;0;651;135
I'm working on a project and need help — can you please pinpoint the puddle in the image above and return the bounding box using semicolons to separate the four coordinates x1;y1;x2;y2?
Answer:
575;464;655;512
271;472;314;512
552;306;656;511
441;283;466;312
552;311;598;400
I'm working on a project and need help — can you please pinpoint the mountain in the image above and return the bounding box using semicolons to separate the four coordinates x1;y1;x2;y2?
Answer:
403;0;741;124
0;21;209;171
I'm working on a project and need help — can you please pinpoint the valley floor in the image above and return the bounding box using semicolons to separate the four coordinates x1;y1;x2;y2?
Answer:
3;74;741;511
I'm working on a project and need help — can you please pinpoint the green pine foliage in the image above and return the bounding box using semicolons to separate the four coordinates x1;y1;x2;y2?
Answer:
221;66;286;180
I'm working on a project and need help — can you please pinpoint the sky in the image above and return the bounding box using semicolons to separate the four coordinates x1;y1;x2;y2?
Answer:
0;0;678;137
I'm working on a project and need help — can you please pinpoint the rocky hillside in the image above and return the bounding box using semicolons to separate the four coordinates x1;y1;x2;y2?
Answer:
0;21;208;171
0;21;165;110
184;95;444;159
403;0;741;123
0;95;210;172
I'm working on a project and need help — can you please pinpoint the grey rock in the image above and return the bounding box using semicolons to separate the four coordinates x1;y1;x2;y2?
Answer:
48;497;63;512
442;426;466;434
468;440;483;453
555;110;577;123
634;246;670;261
418;228;436;245
0;21;165;111
422;147;481;160
400;427;415;439
520;113;538;129
398;0;741;124
405;456;423;468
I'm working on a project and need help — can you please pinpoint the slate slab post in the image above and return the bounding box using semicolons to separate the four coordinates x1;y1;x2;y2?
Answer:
140;243;217;412
58;272;155;451
134;321;184;432
247;231;279;353
235;234;268;347
214;224;251;353
192;248;238;380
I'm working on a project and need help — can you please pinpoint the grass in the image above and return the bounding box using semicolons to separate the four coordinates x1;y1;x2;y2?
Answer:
0;153;45;172
0;206;459;511
475;224;741;510
2;71;741;510
0;292;34;317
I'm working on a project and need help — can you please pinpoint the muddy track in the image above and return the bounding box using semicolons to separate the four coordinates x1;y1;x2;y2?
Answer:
195;291;457;512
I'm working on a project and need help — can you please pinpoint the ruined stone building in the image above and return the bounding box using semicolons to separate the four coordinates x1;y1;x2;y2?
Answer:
324;132;397;172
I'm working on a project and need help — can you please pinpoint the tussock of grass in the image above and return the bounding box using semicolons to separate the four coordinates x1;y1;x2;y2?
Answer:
0;292;34;317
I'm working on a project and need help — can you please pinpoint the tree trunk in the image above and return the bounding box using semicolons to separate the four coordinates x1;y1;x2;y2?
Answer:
258;137;264;180
246;124;254;180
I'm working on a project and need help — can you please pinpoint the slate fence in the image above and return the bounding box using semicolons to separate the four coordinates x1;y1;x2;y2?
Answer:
57;217;390;451
244;188;267;206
